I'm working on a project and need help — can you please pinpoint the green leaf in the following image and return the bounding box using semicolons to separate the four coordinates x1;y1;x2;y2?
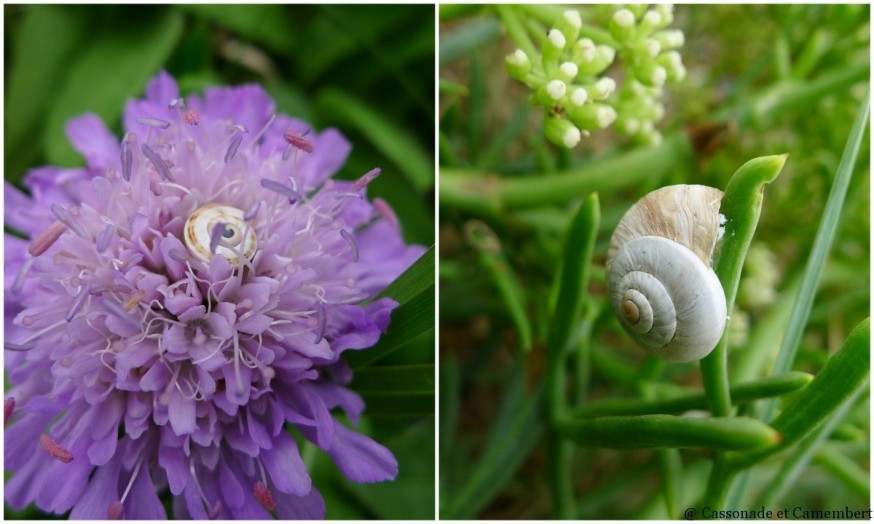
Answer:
5;5;90;183
375;246;434;306
557;415;780;451
438;16;502;65
44;7;184;167
769;318;870;447
351;364;434;394
316;88;434;193
178;4;295;54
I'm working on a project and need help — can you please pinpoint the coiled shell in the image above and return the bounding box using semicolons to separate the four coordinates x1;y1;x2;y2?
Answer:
184;204;256;264
606;185;727;362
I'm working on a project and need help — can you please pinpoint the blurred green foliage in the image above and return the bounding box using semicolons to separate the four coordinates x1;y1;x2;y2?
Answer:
4;4;434;520
439;4;868;519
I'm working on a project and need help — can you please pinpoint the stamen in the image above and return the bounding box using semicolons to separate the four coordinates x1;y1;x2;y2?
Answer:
28;221;68;257
351;168;381;191
227;124;248;134
12;258;34;294
100;297;139;326
339;229;359;262
209;223;226;254
4;398;15;426
121;141;133;182
169;98;185;110
136;117;171;129
123;290;145;311
51;204;87;238
90;285;129;296
233;332;244;396
374;197;399;227
65;285;92;322
333;191;364;200
107;501;124;520
314;304;326;344
253;481;276;511
260;179;299;204
207;500;223;520
119;456;143;506
184;109;200;126
326;292;370;305
96;224;116;253
250;114;276;148
225;135;242;164
39;434;73;463
283;128;313;153
141;144;174;182
5;341;35;351
243;200;261;221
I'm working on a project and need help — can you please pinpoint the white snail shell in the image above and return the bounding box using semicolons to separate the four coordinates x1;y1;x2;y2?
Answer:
606;185;727;362
184;204;256;264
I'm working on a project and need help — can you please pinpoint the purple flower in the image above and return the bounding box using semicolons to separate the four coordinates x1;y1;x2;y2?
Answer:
4;71;425;519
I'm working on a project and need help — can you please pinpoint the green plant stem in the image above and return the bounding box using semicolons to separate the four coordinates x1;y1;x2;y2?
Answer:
545;195;599;518
495;5;537;62
573;372;813;418
439;131;693;215
814;443;871;499
700;154;787;507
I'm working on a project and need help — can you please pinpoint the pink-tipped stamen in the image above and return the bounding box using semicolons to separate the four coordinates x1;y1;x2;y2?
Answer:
260;179;300;204
39;434;73;463
28;221;68;257
100;297;139;327
141;144;174;182
253;481;276;511
339;229;359;262
89;285;130;296
51;204;87;238
207;500;223;520
225;135;242;164
136;117;171;129
373;197;399;227
65;285;91;322
184;109;200;126
283;128;313;154
4;398;15;426
107;501;124;520
351;168;381;191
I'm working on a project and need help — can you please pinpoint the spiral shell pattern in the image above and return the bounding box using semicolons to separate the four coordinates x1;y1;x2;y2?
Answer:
184;203;256;264
606;185;727;362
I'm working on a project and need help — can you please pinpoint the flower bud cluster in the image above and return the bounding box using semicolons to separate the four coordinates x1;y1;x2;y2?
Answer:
504;5;686;148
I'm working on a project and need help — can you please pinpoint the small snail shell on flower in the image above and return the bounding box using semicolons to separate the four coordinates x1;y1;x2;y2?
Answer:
184;204;256;264
606;185;727;362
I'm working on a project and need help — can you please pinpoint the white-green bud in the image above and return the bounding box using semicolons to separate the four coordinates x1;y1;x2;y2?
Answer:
505;49;532;80
569;87;588;107
536;79;567;105
655;4;674;26
555;10;582;49
634;61;667;87
640;10;663;32
544;117;582;148
652;29;685;49
610;9;636;43
572;38;597;65
578;45;616;76
567;102;617;130
657;51;686;82
615;116;641;135
543;29;567;64
557;62;579;83
643;39;662;58
587;77;616;100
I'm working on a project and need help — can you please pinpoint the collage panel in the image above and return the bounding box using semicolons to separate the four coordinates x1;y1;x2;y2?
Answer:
439;3;869;520
4;4;435;520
